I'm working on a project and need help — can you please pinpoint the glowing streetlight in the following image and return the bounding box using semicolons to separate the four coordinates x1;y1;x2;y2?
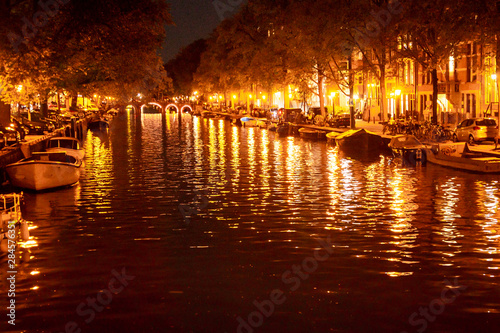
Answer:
395;89;402;96
492;74;497;80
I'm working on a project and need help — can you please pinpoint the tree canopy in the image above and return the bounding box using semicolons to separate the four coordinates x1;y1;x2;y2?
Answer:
0;0;172;109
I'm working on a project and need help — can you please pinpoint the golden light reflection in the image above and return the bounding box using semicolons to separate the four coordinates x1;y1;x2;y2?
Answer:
247;127;257;187
385;271;413;277
260;130;271;195
19;239;38;249
86;128;113;213
285;137;303;203
474;181;500;266
231;127;240;183
326;147;341;217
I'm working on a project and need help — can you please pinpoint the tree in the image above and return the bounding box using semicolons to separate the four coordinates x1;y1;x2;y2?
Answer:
0;0;172;118
395;0;482;124
166;39;207;96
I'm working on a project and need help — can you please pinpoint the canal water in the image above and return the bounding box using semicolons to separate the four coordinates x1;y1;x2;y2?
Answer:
2;112;500;333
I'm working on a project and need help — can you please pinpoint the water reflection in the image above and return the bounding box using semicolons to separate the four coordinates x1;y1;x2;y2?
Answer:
7;113;500;332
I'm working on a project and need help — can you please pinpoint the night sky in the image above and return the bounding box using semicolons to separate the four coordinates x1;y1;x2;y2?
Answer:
162;0;247;62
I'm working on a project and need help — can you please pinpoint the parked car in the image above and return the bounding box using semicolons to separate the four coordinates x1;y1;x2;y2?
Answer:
0;131;5;149
16;114;55;135
330;113;351;128
0;123;21;146
10;118;29;139
69;106;86;118
453;118;498;144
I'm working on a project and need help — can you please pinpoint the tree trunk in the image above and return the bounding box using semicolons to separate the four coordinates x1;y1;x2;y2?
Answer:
0;99;11;127
40;91;49;117
348;55;355;129
380;66;386;122
71;93;77;108
318;69;325;118
431;68;438;124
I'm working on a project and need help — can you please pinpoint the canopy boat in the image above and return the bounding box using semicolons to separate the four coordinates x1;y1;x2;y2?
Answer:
46;137;85;161
298;127;327;140
424;142;500;173
388;135;427;165
335;129;386;154
5;152;82;191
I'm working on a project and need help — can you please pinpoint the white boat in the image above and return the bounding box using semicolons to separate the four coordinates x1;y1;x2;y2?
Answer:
240;117;259;127
424;142;500;173
46;137;85;161
5;152;82;191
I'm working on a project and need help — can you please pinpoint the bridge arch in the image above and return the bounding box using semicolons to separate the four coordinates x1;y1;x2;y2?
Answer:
125;104;139;113
165;104;179;113
180;105;193;113
141;102;163;113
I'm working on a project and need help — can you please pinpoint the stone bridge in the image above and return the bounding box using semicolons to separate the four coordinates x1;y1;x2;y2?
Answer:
123;101;196;114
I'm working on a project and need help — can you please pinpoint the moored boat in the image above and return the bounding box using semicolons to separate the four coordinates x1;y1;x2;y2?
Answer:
326;131;340;145
5;152;82;191
276;123;291;136
388;135;427;165
241;117;258;127
88;118;109;131
298;127;327;140
335;128;386;154
46;137;85;161
424;142;500;173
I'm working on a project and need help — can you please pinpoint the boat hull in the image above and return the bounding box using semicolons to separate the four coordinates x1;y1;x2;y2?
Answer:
336;129;386;154
6;160;81;191
424;148;500;173
88;120;109;131
299;128;326;140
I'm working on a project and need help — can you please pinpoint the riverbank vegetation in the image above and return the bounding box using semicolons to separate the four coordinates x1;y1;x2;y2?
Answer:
0;0;172;116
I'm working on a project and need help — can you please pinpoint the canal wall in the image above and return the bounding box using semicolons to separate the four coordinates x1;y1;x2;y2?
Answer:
0;119;87;184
